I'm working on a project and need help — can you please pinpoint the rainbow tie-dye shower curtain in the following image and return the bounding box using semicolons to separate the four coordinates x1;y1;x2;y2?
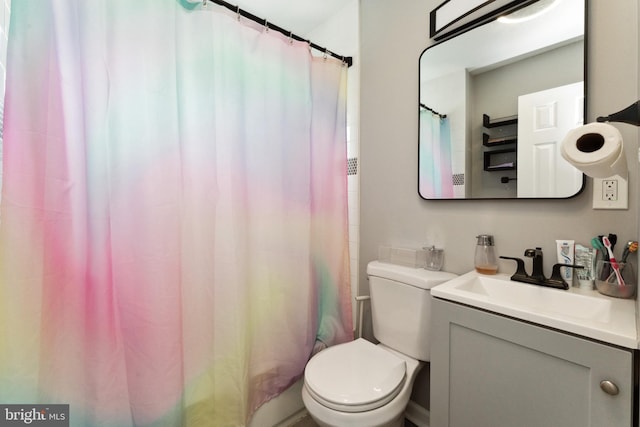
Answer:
418;110;454;198
0;1;352;426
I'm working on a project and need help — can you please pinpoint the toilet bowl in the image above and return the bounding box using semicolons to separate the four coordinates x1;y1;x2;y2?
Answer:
301;261;457;427
302;339;421;427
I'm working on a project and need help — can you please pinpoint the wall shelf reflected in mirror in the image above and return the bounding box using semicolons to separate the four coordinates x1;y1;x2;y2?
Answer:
483;134;517;147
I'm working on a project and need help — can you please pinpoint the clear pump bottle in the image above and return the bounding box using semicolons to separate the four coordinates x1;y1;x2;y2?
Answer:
475;234;498;275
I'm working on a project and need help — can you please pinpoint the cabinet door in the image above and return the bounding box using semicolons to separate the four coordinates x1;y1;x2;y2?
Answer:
431;299;634;427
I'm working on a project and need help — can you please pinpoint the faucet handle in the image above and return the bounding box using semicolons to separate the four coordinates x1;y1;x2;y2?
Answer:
524;247;542;257
499;256;528;279
546;263;585;290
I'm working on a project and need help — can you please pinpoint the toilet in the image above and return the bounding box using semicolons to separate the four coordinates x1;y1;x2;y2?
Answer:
302;260;457;427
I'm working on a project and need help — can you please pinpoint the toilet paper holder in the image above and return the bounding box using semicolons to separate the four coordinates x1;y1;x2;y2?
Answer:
596;100;640;127
561;100;639;180
559;100;639;210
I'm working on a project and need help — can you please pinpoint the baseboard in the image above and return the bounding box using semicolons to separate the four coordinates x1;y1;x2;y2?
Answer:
274;408;309;427
405;400;430;427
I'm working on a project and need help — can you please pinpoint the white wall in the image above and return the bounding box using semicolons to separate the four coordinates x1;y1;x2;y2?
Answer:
360;0;638;410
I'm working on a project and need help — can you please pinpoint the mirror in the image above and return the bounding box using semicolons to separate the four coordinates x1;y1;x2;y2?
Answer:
419;0;586;199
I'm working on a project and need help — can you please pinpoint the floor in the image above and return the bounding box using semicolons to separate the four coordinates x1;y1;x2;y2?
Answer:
288;413;419;427
288;413;317;427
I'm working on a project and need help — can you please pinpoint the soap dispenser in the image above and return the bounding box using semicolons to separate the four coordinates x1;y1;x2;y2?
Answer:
475;234;498;275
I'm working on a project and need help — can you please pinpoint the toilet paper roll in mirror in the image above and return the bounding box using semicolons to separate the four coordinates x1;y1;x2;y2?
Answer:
561;122;627;178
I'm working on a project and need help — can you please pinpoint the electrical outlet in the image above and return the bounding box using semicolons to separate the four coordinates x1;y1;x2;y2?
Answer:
602;179;617;201
593;176;628;209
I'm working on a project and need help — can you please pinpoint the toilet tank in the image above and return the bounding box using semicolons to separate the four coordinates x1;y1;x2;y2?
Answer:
366;261;457;361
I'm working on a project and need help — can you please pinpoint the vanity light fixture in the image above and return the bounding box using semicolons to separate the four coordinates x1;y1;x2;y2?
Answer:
497;0;559;24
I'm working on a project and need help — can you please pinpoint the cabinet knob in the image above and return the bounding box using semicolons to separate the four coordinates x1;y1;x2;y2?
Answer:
600;380;619;396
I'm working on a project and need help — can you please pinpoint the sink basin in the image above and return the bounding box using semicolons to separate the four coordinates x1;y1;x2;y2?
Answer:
432;271;638;348
455;273;612;322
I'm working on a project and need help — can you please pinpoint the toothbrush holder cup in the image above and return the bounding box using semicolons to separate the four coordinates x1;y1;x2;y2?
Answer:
595;261;636;299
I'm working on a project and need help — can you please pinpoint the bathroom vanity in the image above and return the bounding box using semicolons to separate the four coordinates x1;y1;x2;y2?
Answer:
430;272;638;427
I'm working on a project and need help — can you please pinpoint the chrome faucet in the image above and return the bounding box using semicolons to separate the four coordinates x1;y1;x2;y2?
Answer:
500;248;583;290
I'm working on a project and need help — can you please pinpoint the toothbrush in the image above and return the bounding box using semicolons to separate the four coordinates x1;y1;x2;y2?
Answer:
602;236;625;287
621;241;638;263
592;237;607;279
591;236;605;256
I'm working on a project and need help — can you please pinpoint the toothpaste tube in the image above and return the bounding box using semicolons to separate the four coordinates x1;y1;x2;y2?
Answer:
556;240;575;287
574;244;595;290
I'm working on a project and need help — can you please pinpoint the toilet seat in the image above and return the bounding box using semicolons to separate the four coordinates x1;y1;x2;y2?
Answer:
304;338;406;413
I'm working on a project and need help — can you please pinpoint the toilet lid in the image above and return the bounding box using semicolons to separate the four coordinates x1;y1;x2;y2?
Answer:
304;338;406;413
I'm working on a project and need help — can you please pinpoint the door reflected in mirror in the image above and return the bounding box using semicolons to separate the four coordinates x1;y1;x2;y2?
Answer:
419;0;586;199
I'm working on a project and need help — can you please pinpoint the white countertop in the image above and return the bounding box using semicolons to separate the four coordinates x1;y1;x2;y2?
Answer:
432;271;638;349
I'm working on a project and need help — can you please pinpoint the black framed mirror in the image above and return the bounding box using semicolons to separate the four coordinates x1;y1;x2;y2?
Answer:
419;0;586;199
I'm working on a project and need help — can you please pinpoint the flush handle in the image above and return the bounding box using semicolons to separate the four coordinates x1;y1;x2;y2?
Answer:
600;380;619;396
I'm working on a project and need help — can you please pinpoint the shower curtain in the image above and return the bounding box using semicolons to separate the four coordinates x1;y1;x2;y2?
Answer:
418;110;454;198
0;1;352;426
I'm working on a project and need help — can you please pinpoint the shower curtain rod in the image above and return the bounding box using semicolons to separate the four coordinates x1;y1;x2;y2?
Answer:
204;0;353;67
420;103;447;119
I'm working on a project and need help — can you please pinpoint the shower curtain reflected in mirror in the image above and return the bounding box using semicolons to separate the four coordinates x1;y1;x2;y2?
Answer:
419;110;454;198
0;1;352;426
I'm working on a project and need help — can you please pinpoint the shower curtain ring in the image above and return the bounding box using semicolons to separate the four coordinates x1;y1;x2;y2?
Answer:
236;5;241;20
323;49;328;60
289;32;294;44
264;20;269;32
202;0;207;8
